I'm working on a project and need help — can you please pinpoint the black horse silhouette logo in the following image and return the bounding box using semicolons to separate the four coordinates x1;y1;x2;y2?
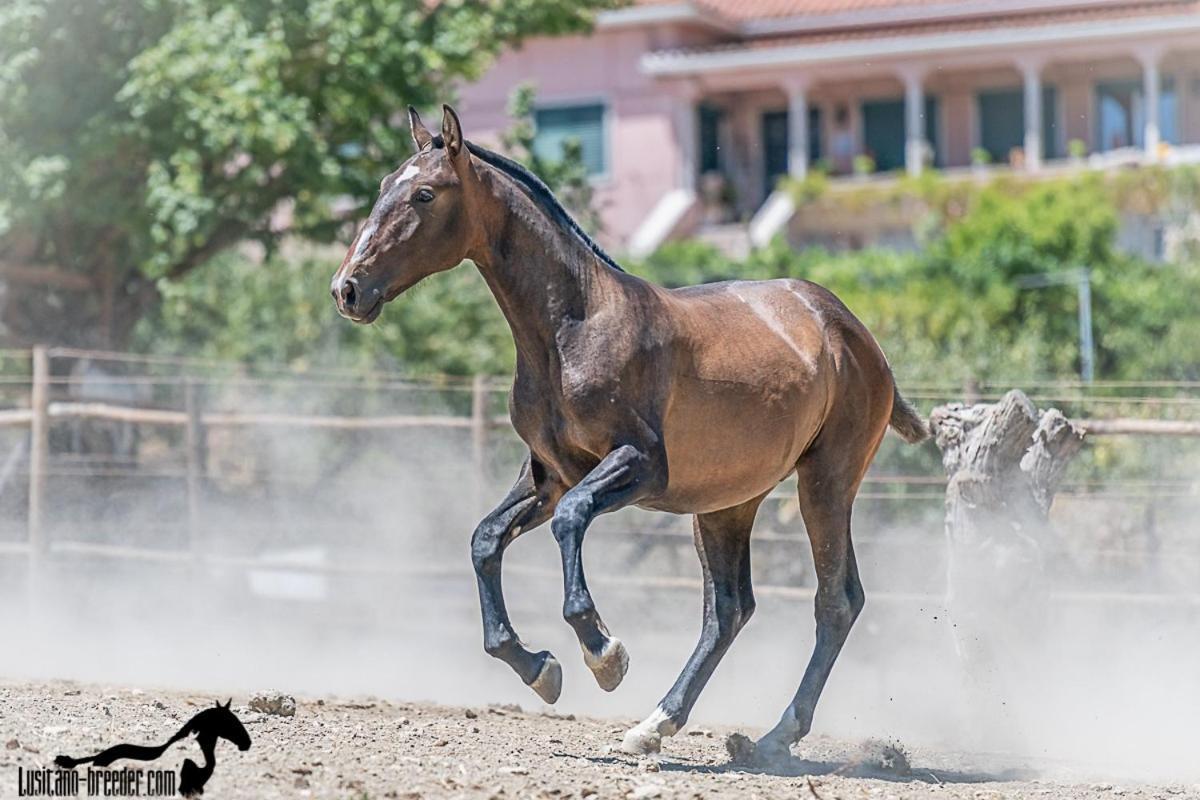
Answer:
54;699;251;796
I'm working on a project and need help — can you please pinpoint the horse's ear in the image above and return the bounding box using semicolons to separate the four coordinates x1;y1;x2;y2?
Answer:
223;698;232;709
408;106;434;152
214;700;221;708
441;104;466;163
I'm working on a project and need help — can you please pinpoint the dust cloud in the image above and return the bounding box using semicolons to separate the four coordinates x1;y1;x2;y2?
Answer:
1;387;1198;785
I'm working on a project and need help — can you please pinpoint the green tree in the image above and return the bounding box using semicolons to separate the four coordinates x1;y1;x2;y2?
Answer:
0;0;616;347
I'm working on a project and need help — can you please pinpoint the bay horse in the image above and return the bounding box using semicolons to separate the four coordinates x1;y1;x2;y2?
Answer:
330;105;930;762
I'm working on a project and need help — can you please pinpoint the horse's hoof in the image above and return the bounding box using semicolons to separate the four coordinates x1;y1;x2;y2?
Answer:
528;652;562;704
725;731;792;767
750;733;793;768
621;726;661;755
621;706;677;755
724;732;757;765
583;637;629;692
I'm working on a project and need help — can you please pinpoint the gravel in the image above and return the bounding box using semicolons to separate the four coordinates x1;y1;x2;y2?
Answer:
1;679;1197;800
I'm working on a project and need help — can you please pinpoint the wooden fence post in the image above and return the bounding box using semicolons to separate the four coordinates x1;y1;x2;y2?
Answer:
471;374;489;512
27;346;49;559
183;377;204;558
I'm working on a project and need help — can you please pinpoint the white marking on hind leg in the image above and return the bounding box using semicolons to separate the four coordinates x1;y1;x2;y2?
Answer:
621;706;679;755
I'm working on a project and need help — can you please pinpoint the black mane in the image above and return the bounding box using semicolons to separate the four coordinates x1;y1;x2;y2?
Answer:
429;135;625;274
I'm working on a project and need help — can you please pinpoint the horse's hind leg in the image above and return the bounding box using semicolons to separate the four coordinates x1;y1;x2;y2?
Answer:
622;495;763;754
472;456;564;702
754;450;870;764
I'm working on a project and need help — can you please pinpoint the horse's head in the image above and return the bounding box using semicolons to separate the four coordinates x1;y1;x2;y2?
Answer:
331;104;481;323
200;699;251;752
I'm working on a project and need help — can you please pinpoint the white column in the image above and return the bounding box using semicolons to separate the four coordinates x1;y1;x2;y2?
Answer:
672;85;700;192
785;79;810;180
848;97;863;170
903;70;926;176
1022;61;1043;172
1140;51;1162;160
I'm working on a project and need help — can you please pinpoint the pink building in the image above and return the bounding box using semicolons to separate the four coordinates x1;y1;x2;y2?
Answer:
459;0;1200;255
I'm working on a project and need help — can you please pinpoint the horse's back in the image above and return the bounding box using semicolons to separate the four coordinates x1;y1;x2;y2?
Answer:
664;277;887;394
667;277;892;393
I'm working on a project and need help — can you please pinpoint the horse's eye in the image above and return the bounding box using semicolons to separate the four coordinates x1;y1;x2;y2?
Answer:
414;188;435;203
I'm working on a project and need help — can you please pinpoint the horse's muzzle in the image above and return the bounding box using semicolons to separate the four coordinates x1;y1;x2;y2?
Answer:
331;274;383;323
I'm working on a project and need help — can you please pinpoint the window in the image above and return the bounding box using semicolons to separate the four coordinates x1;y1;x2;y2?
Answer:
533;103;607;176
1095;78;1177;152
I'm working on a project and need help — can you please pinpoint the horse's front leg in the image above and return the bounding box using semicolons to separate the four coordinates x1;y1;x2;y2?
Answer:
472;457;563;702
552;443;665;692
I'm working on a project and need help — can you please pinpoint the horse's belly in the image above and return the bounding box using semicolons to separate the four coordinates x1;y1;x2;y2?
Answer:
646;376;823;514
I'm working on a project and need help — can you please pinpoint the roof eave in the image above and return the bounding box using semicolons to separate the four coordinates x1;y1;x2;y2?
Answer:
642;12;1200;77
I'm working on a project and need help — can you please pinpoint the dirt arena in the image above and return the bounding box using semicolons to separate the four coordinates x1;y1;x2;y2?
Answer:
2;680;1195;800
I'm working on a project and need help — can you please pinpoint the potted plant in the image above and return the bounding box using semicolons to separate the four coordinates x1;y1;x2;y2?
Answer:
970;147;992;175
853;154;876;180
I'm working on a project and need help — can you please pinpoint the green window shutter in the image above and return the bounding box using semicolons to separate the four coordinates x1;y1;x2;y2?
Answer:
533;104;607;176
698;105;722;175
1043;86;1059;160
861;99;906;172
978;86;1060;162
978;89;1024;164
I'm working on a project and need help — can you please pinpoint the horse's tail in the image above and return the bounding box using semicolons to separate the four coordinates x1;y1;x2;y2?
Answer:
54;726;188;770
890;385;930;444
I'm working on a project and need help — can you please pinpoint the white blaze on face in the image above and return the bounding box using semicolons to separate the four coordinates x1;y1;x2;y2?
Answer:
353;163;423;262
392;162;420;190
352;221;378;262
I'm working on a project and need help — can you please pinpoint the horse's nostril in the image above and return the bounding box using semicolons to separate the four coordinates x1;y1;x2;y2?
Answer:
341;278;359;309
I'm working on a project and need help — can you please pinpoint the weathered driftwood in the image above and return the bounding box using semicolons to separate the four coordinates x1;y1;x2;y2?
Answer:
930;389;1086;659
932;389;1085;532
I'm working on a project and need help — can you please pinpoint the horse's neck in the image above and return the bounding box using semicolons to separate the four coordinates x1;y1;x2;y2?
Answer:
472;168;622;369
198;738;216;766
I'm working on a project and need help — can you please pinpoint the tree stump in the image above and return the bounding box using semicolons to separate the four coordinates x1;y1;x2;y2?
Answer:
930;389;1086;662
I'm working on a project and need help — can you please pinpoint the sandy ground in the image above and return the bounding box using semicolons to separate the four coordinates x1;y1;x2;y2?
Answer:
1;680;1196;800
